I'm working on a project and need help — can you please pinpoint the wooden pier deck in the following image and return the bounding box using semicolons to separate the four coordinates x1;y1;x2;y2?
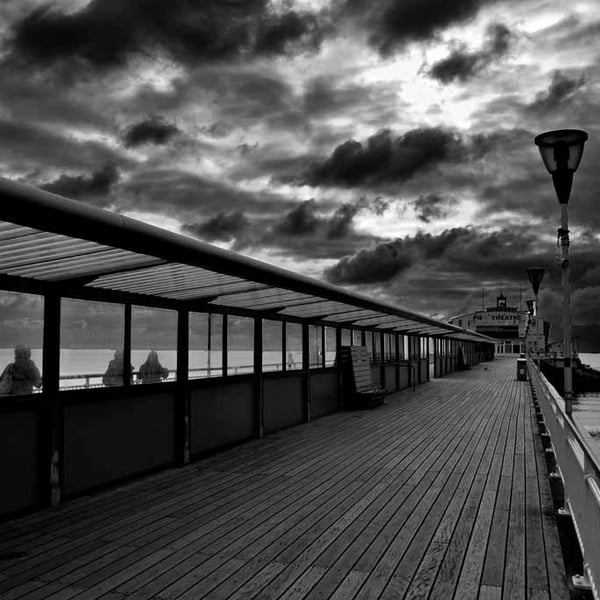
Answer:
0;358;569;600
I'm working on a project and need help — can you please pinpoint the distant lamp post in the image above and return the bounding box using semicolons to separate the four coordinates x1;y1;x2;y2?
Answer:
534;129;588;416
525;267;545;361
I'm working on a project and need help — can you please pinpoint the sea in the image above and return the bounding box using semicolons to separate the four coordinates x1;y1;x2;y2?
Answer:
577;353;600;371
0;348;327;389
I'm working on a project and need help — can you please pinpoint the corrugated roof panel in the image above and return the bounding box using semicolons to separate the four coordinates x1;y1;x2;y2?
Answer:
280;301;355;317
166;282;270;300
214;288;316;308
352;314;418;327
90;264;244;296
324;310;381;322
91;263;228;287
0;223;45;242
7;249;160;281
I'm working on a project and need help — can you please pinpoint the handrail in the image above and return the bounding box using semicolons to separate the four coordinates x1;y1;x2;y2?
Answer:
528;358;600;599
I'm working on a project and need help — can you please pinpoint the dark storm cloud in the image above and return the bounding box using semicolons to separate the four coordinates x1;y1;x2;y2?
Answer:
8;0;327;69
338;0;491;54
122;116;180;148
325;227;548;285
182;210;249;242
0;118;130;173
41;164;120;203
428;23;512;83
413;194;451;223
275;200;319;235
181;197;386;261
527;70;586;112
326;242;413;284
304;127;467;188
119;169;293;220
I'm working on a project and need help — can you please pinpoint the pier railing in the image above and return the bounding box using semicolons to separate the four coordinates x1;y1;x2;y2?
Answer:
528;357;600;599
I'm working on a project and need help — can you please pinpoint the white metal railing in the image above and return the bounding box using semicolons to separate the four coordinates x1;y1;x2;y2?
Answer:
528;357;600;599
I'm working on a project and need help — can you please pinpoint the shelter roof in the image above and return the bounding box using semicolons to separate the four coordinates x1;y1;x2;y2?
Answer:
0;178;494;344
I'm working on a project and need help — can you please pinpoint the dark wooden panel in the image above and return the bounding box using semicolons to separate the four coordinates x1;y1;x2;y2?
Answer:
190;379;254;455
63;392;176;495
0;407;41;516
263;375;304;434
384;365;397;391
310;371;338;419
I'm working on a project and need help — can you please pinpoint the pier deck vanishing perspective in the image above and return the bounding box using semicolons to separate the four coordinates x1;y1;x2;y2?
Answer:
0;358;568;600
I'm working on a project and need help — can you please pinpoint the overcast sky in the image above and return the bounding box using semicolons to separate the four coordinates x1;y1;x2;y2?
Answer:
1;0;599;344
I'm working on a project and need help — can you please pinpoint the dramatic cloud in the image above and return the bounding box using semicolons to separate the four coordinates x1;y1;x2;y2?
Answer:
8;1;327;69
182;210;249;242
428;23;512;83
339;0;490;54
0;119;129;174
122;116;180;148
413;194;451;222
326;242;413;284
275;199;319;235
325;227;548;285
304;127;467;187
527;70;586;112
41;164;120;202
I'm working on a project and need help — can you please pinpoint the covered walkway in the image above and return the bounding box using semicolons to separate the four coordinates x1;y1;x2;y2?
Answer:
0;358;568;600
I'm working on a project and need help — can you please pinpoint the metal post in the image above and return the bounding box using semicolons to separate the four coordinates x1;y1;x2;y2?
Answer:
559;204;573;415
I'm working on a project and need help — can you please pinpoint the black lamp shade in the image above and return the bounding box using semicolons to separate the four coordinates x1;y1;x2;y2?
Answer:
534;129;588;173
526;267;545;296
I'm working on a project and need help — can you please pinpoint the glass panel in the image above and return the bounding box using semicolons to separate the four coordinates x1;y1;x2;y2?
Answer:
387;333;396;360
403;335;409;359
324;326;336;367
285;322;302;370
262;319;282;372
309;325;323;369
341;328;351;346
209;314;223;377
365;331;373;360
0;291;43;395
228;315;254;375
189;312;209;379
60;298;124;389
373;332;382;362
132;306;177;384
352;329;362;346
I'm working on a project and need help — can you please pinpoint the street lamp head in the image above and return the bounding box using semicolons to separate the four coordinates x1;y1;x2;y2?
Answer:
534;129;588;204
525;267;545;296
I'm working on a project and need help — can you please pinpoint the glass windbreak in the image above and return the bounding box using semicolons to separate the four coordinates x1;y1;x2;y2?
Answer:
262;320;282;372
0;290;44;395
189;312;223;378
132;306;177;384
373;332;382;362
365;331;373;360
324;327;336;367
285;322;302;370
228;315;254;375
309;324;323;368
60;298;124;389
341;328;351;346
385;333;396;360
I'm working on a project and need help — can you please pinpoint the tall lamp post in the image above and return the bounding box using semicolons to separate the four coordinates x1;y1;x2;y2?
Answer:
534;129;588;416
525;267;545;360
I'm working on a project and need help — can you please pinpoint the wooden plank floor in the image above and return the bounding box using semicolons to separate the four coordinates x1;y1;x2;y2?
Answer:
0;358;569;600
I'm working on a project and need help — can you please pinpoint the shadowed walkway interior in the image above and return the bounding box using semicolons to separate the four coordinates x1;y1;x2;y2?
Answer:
0;358;568;600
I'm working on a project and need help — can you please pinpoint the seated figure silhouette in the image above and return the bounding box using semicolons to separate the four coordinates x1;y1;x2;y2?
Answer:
103;349;132;386
0;345;42;395
137;350;169;383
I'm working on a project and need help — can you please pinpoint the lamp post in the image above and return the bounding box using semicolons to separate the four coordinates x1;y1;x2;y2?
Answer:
534;129;588;415
525;267;545;361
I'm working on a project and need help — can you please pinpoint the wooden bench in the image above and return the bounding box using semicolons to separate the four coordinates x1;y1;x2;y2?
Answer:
339;345;387;409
